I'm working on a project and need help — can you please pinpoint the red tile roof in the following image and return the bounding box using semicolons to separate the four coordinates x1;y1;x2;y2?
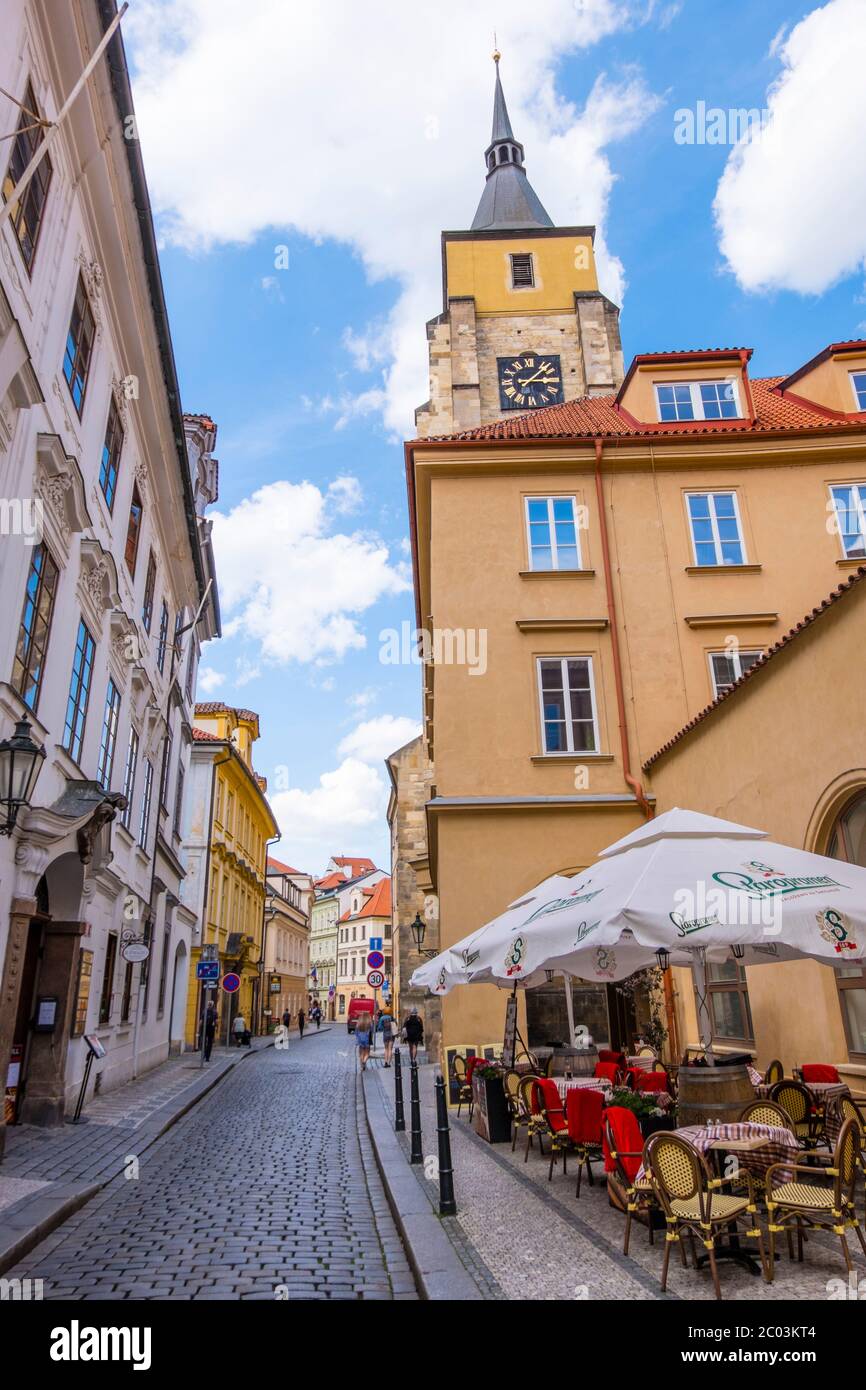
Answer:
195;702;260;723
357;877;391;919
268;857;303;876
315;871;346;891
331;856;377;874
644;564;866;768
413;375;866;446
192;727;225;744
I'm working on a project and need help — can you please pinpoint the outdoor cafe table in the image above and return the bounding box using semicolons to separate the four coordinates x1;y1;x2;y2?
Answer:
754;1078;850;1105
636;1120;800;1185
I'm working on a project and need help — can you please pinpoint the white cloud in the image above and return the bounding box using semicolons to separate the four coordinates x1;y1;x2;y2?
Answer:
269;758;388;872
126;0;664;434
338;714;422;764
210;478;409;665
326;476;363;514
196;666;225;694
714;0;866;295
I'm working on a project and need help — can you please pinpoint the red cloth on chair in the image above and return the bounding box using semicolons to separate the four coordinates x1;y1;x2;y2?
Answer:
464;1056;482;1085
594;1061;620;1085
603;1106;644;1182
538;1078;568;1132
637;1071;669;1093
598;1050;625;1068
801;1064;840;1084
566;1086;604;1146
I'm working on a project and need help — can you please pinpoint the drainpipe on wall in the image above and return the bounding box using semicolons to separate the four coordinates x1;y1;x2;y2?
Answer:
593;439;653;819
594;440;679;1057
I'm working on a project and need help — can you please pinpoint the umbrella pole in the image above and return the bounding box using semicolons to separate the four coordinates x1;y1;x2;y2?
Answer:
692;946;715;1065
563;972;575;1046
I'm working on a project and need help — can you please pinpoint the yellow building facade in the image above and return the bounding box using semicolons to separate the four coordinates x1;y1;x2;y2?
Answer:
265;860;312;1028
400;59;866;1065
184;705;279;1046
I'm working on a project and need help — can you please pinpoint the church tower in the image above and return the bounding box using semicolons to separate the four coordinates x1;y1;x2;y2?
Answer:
415;53;624;438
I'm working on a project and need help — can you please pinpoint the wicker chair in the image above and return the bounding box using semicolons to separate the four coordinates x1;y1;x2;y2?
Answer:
565;1086;604;1197
827;1095;866;1175
645;1131;767;1299
533;1077;575;1181
763;1058;784;1087
451;1055;473;1120
604;1107;662;1257
504;1069;530;1152
518;1074;547;1161
739;1099;793;1130
765;1118;866;1279
770;1079;823;1149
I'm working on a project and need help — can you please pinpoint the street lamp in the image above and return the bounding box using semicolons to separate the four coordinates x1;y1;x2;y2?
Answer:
655;947;671;973
0;717;46;836
410;910;437;959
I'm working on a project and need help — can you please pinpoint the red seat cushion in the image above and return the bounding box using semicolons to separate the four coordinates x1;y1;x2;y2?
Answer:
538;1077;567;1130
801;1064;840;1084
566;1086;604;1145
465;1057;482;1085
603;1106;644;1183
637;1071;669;1093
595;1061;620;1085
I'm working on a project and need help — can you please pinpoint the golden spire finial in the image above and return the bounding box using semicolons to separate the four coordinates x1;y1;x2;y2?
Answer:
492;32;500;64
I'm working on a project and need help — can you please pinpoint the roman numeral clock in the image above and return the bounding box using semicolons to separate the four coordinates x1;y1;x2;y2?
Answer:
497;354;564;410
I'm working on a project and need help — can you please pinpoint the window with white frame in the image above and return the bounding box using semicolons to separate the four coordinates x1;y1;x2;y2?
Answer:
686;491;745;566
830;484;866;559
656;380;741;422
525;496;581;571
850;372;866;411
537;657;599;754
708;649;763;698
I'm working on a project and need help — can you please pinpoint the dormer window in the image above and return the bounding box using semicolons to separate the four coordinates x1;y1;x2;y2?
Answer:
510;253;534;289
851;372;866;411
656;380;741;422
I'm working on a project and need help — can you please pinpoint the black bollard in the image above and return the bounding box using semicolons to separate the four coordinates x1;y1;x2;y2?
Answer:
394;1046;406;1132
434;1072;457;1215
409;1057;423;1164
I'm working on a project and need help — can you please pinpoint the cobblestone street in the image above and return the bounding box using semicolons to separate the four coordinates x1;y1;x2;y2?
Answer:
6;1032;417;1301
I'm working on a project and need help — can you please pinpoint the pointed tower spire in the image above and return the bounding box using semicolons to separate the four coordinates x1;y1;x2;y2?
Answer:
471;52;553;232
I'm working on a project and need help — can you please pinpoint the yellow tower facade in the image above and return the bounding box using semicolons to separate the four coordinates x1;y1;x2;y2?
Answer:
415;56;624;439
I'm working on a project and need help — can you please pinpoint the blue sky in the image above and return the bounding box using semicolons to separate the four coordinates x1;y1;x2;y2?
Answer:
124;0;866;871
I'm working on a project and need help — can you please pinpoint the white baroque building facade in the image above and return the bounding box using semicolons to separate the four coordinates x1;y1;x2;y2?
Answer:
0;0;219;1154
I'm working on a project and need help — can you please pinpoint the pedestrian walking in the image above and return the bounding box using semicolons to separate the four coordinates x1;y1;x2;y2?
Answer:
313;1005;322;1029
203;1001;217;1062
404;1006;424;1062
379;1007;395;1066
232;1013;247;1048
298;1008;305;1039
355;1012;372;1070
282;1008;291;1032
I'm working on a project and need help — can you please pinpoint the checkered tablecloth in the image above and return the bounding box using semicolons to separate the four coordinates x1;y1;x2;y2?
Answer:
554;1077;611;1099
637;1120;799;1184
627;1055;656;1070
755;1079;849;1104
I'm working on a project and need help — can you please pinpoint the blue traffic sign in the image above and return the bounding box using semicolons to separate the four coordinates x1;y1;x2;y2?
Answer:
196;961;220;981
222;972;241;993
369;936;383;951
367;950;385;970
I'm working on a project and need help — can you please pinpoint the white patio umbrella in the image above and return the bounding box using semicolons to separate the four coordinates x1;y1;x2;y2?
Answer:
410;808;866;1059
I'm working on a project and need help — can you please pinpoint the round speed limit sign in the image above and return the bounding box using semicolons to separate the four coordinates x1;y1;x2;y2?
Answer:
367;969;385;989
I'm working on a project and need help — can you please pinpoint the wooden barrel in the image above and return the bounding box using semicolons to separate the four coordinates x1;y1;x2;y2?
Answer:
676;1064;754;1128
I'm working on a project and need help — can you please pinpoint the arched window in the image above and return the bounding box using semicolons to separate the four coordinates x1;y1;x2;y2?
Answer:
487;152;495;171
498;146;507;163
828;790;866;1057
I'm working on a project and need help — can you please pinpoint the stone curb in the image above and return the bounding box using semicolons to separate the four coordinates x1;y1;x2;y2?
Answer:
0;1033;279;1276
360;1065;481;1301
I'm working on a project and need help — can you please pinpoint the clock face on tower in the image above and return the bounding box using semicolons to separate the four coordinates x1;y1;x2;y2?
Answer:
497;353;564;411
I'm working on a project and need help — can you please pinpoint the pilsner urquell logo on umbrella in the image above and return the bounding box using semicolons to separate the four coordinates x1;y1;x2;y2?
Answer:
816;908;858;954
505;936;526;975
